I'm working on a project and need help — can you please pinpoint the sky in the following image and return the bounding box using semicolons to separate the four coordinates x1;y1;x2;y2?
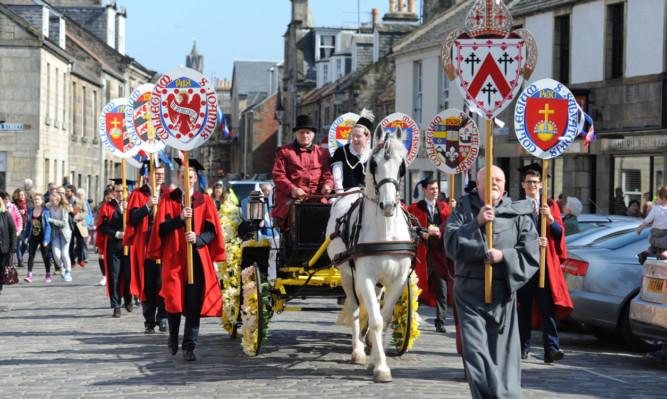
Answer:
125;0;421;81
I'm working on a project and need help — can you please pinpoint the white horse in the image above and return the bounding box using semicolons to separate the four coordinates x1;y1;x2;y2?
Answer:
326;126;413;383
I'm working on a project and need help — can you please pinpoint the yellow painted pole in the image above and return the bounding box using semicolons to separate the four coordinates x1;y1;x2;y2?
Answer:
183;151;194;285
122;159;128;256
539;159;549;288
484;119;493;304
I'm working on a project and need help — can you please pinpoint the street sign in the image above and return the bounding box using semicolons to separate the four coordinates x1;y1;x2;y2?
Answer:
0;124;23;131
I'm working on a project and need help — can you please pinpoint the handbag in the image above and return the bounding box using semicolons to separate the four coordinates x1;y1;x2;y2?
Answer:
3;254;18;285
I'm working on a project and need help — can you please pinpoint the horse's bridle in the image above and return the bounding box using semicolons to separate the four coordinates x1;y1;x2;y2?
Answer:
369;136;406;197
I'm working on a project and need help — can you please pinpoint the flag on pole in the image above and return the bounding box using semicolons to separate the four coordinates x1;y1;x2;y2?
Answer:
217;106;232;138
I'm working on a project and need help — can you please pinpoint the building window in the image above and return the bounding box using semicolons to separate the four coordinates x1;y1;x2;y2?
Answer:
439;68;450;111
118;85;124;99
62;71;67;128
413;61;423;124
104;79;111;104
319;34;335;60
82;86;87;138
71;82;77;134
324;106;330;126
554;14;570;84
46;63;51;120
55;68;60;125
92;90;97;139
606;3;624;79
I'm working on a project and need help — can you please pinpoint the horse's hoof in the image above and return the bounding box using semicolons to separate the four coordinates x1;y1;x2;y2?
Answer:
351;353;366;365
373;371;392;383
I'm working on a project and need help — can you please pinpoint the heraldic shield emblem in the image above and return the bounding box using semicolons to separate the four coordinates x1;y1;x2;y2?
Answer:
514;79;579;159
328;112;359;156
441;0;538;120
425;109;480;174
99;98;137;159
379;113;420;166
125;83;165;154
150;67;218;152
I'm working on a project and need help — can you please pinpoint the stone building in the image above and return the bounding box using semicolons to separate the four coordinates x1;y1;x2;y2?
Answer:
0;0;154;200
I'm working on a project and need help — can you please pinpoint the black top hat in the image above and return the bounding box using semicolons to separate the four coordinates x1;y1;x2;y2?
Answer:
173;158;205;172
517;162;550;179
109;178;137;185
292;115;318;133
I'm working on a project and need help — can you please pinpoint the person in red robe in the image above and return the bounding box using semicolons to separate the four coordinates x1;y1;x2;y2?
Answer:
516;163;573;363
124;163;170;334
147;161;225;361
272;114;333;230
407;176;454;332
97;180;133;318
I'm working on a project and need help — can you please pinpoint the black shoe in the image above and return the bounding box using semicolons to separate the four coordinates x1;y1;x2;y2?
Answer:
167;337;178;355
638;251;649;265
124;301;133;313
144;327;155;334
521;349;529;360
112;308;121;318
158;321;168;333
544;349;564;364
183;349;196;361
134;297;141;306
435;324;447;333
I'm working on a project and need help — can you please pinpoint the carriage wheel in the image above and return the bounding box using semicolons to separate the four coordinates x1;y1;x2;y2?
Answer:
241;263;265;356
393;273;418;355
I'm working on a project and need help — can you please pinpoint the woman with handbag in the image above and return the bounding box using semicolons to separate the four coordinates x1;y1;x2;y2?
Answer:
23;194;51;283
47;192;73;282
0;195;18;293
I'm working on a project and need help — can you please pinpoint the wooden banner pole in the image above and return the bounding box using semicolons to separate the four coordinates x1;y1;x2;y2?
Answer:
183;151;194;285
484;118;493;304
122;159;128;256
539;159;549;288
149;153;161;265
449;174;455;204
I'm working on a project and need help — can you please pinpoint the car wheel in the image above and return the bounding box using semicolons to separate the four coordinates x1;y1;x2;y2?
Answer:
620;304;662;352
587;325;620;342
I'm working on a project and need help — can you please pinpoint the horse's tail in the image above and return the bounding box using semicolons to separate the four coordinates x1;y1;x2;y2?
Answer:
335;299;352;327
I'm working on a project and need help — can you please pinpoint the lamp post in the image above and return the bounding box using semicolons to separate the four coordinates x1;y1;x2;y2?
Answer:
275;94;285;148
246;190;266;241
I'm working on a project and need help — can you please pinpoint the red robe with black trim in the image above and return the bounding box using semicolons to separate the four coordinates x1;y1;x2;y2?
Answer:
146;189;225;317
95;200;125;297
407;200;451;307
123;184;170;301
530;198;573;325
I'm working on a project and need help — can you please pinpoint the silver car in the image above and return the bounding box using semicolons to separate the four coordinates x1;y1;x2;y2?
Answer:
563;226;662;351
630;260;667;341
566;221;642;247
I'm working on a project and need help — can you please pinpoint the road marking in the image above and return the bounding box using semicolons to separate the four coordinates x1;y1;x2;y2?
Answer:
581;368;628;384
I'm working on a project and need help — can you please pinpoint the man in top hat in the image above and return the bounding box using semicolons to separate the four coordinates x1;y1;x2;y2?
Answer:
147;159;225;361
272;114;333;229
97;179;134;318
407;176;455;332
516;163;572;363
124;162;171;334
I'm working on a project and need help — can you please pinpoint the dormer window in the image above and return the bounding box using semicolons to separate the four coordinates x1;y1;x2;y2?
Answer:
319;34;335;59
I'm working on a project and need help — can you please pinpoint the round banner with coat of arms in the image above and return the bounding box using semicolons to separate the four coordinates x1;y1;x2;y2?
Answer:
379;112;420;166
514;78;579;159
149;67;218;151
125;83;166;154
327;112;359;156
99;98;139;159
425;109;479;174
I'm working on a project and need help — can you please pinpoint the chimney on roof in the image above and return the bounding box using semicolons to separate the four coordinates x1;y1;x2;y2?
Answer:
408;0;415;13
398;1;405;12
372;8;379;28
389;0;396;12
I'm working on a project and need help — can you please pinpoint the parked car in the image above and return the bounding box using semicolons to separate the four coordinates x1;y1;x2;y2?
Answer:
629;260;667;342
566;221;642;247
569;214;639;236
226;180;272;202
562;226;662;351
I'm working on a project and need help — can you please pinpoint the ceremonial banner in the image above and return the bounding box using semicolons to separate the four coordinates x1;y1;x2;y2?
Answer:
99;98;137;159
379;112;420;166
425;109;479;174
125;83;166;154
327;112;359;156
150;67;218;151
514;79;579;159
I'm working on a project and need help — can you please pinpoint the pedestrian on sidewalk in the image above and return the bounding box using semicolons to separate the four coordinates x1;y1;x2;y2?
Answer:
637;186;667;264
148;160;225;361
0;197;18;294
2;191;23;267
47;192;73;282
124;163;170;334
65;185;89;269
23;194;51;283
12;189;29;268
97;181;133;317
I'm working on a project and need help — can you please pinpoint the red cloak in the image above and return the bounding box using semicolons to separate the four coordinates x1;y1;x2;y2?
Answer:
407;200;451;307
530;199;574;325
123;185;170;301
147;189;225;317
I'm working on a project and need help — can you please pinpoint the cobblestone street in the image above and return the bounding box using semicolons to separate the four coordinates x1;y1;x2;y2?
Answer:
1;254;665;398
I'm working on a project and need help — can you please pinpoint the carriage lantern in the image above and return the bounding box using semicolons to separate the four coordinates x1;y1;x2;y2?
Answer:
246;190;265;222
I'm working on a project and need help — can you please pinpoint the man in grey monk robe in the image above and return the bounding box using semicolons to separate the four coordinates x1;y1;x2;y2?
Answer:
444;165;539;399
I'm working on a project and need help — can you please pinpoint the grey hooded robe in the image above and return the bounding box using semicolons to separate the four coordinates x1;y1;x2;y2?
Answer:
445;191;539;399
